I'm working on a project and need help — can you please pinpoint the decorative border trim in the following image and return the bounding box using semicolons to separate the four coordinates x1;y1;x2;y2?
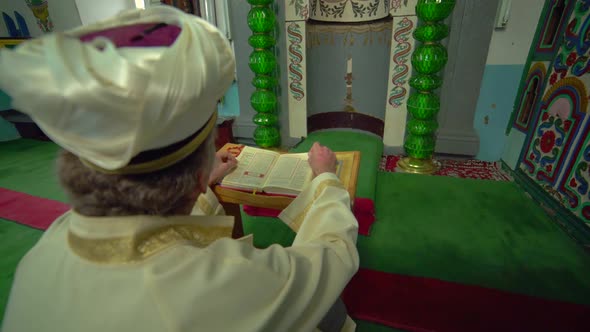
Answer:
0;37;29;48
542;76;588;112
284;0;412;143
387;16;414;110
519;77;587;185
535;0;576;55
506;1;552;135
287;22;305;102
389;0;418;16
285;21;308;138
513;62;548;133
309;0;390;23
383;15;416;147
286;0;310;21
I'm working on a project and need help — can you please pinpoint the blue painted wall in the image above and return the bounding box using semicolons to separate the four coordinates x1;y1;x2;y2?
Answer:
474;64;525;161
218;82;240;117
0;118;19;141
0;90;11;110
472;0;544;161
0;90;19;141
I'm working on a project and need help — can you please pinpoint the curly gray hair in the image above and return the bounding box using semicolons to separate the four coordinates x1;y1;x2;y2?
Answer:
58;134;216;217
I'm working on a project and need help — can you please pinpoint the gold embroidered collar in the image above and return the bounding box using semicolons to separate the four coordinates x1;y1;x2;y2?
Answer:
68;212;235;264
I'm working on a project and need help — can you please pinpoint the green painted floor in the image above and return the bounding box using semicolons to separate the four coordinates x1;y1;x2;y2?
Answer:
0;220;42;317
2;139;590;331
0;139;66;202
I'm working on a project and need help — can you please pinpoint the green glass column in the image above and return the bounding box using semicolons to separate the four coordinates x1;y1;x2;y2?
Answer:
247;0;280;148
398;0;455;174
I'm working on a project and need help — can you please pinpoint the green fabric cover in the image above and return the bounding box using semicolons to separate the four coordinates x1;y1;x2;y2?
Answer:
289;131;384;200
0;92;20;141
0;140;65;321
0;221;43;318
241;131;384;249
0;139;66;202
0;91;11;111
360;172;590;306
3;139;590;331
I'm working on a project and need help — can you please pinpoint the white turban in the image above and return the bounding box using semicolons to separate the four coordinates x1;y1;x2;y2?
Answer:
0;6;235;174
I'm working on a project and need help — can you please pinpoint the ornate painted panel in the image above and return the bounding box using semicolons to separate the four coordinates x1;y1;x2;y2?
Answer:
558;119;590;220
285;21;308;137
518;0;590;223
520;78;586;184
535;0;575;55
309;0;390;22
286;0;310;21
389;0;417;16
509;0;576;133
25;0;53;33
513;62;549;132
383;15;417;146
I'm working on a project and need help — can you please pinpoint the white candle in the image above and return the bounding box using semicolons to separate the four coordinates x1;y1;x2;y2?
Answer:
347;57;352;73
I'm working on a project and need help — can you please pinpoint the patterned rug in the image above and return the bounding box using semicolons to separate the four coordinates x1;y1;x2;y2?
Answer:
380;156;513;182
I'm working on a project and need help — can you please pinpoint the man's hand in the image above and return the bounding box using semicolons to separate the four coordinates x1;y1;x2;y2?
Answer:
308;142;337;177
208;150;238;186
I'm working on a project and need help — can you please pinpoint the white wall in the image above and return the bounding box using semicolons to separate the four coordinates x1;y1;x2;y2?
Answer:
0;0;139;38
75;0;136;25
486;0;545;65
474;0;545;162
0;0;82;37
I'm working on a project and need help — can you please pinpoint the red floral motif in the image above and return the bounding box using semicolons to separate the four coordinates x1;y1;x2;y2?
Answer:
542;112;549;121
570;178;578;187
546;164;553;172
564;120;572;131
530;153;535;160
566;52;578;66
540;130;556;153
300;6;309;18
550;73;558;85
561;71;567;79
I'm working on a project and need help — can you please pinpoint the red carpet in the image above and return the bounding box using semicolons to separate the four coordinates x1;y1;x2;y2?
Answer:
0;187;380;235
342;268;590;332
4;188;590;331
380;156;512;181
0;188;69;230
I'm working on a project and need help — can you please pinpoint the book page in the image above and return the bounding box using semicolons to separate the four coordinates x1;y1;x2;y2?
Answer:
264;153;312;192
221;146;279;190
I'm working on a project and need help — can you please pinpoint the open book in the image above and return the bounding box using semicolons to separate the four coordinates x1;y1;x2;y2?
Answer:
220;146;342;196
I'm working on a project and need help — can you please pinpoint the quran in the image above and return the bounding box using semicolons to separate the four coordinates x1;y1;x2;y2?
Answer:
214;144;360;210
220;146;344;196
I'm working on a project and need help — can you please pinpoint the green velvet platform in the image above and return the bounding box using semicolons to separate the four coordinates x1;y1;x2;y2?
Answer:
364;172;590;306
2;138;590;332
240;131;384;248
0;140;66;319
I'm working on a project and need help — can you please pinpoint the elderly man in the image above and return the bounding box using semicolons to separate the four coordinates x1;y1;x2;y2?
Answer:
0;6;359;332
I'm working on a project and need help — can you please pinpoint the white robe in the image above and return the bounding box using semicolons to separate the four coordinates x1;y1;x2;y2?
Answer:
2;172;359;331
